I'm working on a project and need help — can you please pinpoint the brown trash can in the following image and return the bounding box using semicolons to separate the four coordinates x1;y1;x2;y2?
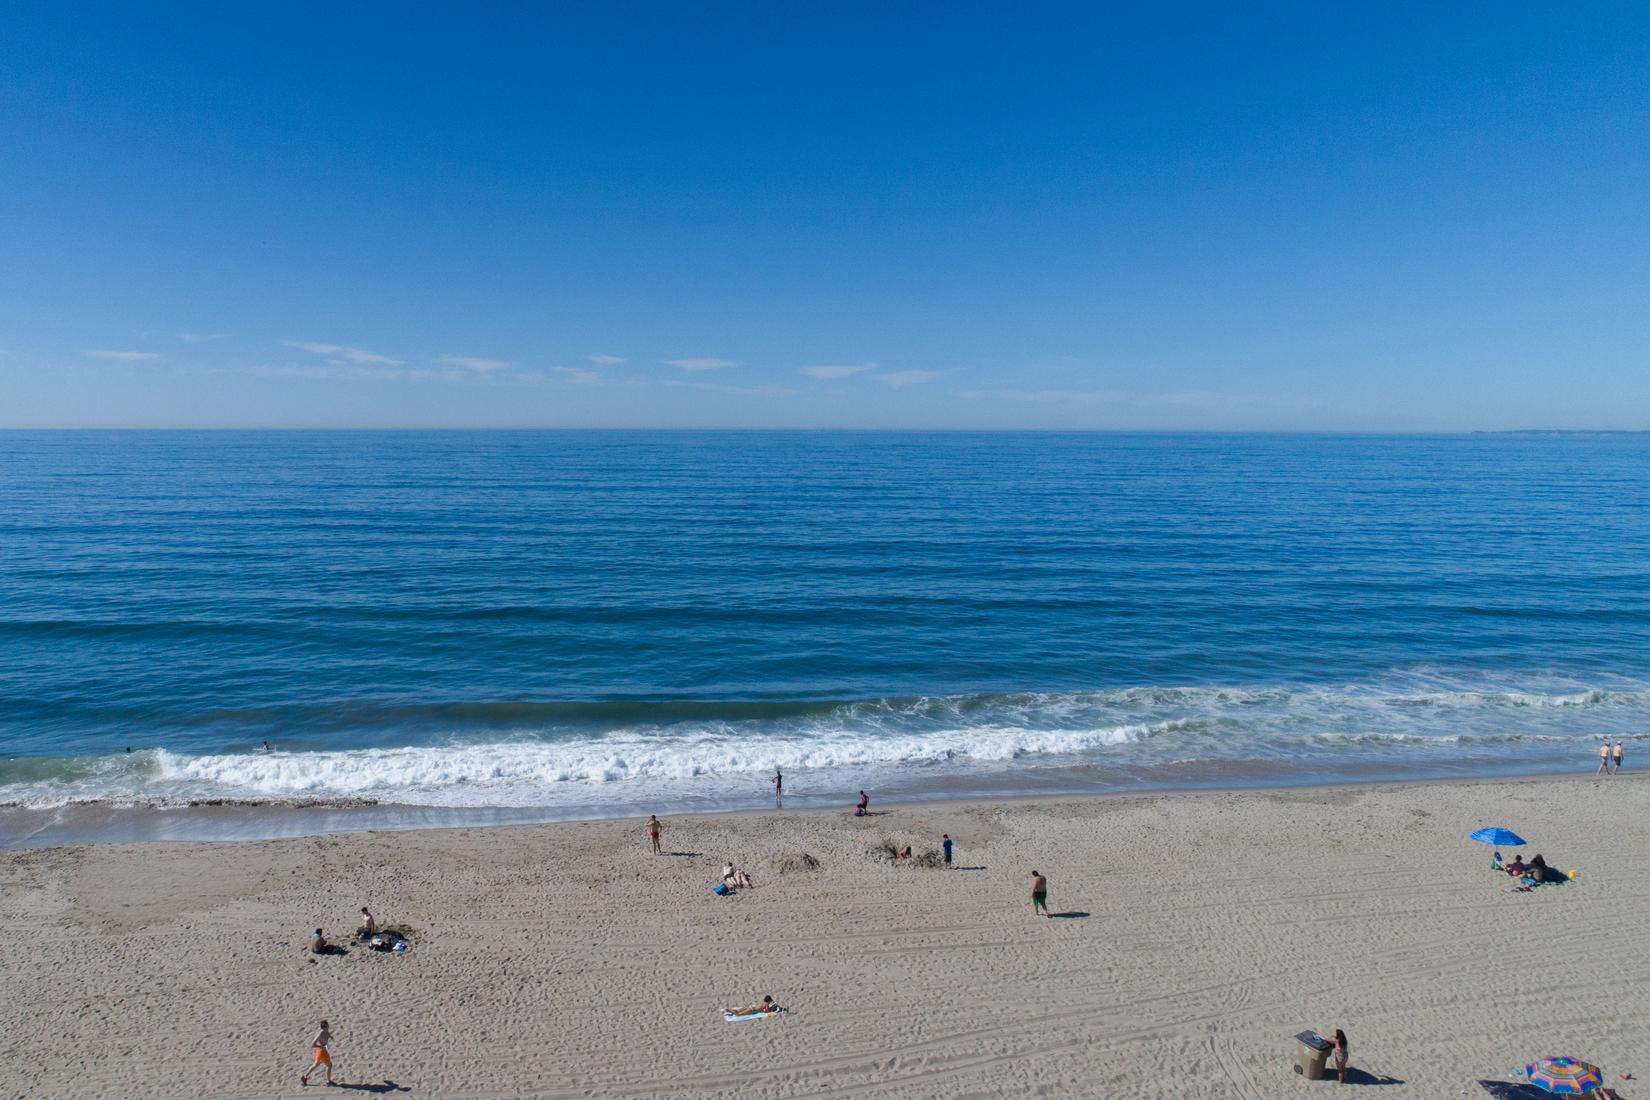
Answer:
1295;1031;1332;1080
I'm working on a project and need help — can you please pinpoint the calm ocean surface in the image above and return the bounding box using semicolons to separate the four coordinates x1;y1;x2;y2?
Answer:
3;430;1649;843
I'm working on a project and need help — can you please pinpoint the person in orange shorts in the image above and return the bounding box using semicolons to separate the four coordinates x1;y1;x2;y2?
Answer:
300;1020;333;1086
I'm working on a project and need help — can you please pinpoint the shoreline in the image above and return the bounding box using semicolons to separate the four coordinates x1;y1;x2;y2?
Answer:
0;760;1623;850
5;769;1644;1098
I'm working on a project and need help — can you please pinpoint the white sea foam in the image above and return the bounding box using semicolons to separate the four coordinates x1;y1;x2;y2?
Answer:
150;720;1161;804
5;676;1650;811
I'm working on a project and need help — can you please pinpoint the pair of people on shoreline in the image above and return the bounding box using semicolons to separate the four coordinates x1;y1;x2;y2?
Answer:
1596;740;1625;775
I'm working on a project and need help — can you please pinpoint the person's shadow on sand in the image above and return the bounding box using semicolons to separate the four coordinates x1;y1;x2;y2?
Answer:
1048;911;1090;919
667;851;702;858
953;865;987;872
1341;1068;1406;1086
330;1081;410;1093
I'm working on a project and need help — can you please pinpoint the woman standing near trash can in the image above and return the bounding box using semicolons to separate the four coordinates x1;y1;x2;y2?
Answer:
1321;1028;1349;1083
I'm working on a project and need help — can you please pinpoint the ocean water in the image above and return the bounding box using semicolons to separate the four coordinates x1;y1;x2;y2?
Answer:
3;430;1648;843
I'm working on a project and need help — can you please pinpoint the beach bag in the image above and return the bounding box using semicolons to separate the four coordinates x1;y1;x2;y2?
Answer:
714;882;730;896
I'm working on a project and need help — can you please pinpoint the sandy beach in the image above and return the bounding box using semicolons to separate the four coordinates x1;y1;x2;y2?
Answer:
3;772;1643;1099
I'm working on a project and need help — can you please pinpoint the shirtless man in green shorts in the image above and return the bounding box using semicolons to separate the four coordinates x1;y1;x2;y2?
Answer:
1030;870;1048;916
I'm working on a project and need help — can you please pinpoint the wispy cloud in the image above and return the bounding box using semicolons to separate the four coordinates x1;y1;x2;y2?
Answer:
283;340;403;366
1140;390;1332;411
955;388;1122;404
875;370;940;389
178;332;225;344
240;362;434;381
664;357;737;372
586;354;626;366
800;362;878;381
665;380;793;398
87;349;161;362
953;387;1329;412
550;366;602;385
438;355;512;373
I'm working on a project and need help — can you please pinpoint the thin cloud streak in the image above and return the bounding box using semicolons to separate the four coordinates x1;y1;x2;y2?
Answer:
955;388;1123;404
283;340;403;366
438;355;512;373
550;366;602;385
875;370;940;389
239;362;434;381
87;350;160;362
800;362;877;380
586;354;626;365
664;380;793;398
178;333;225;344
665;357;738;372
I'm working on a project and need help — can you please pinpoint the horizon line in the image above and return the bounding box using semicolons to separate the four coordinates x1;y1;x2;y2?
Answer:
0;426;1644;435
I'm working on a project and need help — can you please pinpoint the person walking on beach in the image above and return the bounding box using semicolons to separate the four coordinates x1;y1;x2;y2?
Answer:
1030;870;1048;917
645;815;663;854
772;768;783;806
942;834;953;869
300;1020;333;1086
856;790;869;816
1597;742;1612;776
1613;740;1625;774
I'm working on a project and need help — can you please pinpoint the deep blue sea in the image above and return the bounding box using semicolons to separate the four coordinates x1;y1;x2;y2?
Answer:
3;430;1649;842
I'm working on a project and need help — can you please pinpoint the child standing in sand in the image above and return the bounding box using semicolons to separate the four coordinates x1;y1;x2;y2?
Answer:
646;815;662;854
1030;871;1048;916
942;834;953;868
300;1020;333;1086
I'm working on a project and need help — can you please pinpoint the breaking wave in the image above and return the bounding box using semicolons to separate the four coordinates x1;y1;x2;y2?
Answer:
4;673;1649;811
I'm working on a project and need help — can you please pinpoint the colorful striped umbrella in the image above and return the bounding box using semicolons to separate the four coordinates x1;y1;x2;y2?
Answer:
1522;1057;1603;1094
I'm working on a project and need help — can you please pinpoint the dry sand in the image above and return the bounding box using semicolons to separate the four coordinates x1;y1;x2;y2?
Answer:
2;773;1644;1099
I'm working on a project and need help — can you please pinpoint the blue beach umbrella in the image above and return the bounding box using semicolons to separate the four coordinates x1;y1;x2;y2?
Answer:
1471;827;1527;847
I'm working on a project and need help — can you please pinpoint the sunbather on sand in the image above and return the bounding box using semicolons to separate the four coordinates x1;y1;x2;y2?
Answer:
727;995;780;1015
357;907;376;939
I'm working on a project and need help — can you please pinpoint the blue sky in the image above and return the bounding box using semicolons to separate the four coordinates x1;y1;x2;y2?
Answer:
1;4;1646;429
